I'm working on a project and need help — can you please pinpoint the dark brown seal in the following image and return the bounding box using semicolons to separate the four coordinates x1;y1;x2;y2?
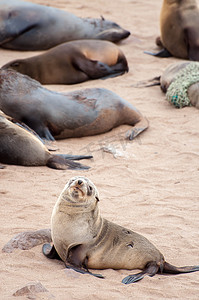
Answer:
0;111;92;169
0;69;148;141
3;40;128;84
146;0;199;60
0;0;130;51
42;176;199;283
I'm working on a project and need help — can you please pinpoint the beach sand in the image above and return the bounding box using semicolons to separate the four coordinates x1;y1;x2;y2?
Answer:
1;0;199;299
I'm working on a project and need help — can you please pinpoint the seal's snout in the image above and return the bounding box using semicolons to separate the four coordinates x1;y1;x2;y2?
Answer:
78;179;83;185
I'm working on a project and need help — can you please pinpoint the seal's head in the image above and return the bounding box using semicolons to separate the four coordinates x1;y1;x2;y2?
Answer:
63;176;99;205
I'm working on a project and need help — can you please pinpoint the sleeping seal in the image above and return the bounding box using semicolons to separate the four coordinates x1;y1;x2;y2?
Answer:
0;0;130;51
0;69;148;141
0;111;92;170
3;40;128;84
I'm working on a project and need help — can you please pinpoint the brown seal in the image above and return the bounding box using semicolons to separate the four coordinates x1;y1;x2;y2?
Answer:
2;40;128;84
0;111;92;169
42;176;199;283
0;0;130;51
146;0;199;60
0;69;148;141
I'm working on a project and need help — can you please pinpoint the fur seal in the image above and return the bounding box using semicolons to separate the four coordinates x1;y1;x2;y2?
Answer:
146;0;199;60
3;40;128;84
0;111;92;169
0;69;148;141
0;0;130;51
160;61;199;108
42;176;199;283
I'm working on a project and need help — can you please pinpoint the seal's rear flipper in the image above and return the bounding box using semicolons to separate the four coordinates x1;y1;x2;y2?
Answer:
42;243;62;260
47;156;90;170
144;48;172;58
122;261;159;284
57;154;93;161
131;76;161;88
127;116;149;140
163;262;199;274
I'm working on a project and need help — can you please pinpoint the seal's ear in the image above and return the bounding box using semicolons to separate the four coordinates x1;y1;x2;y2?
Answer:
95;196;99;202
11;61;20;67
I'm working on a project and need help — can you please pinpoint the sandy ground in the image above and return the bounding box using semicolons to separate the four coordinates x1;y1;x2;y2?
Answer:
1;0;199;299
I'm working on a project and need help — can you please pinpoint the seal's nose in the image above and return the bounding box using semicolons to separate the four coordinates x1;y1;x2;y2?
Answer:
78;179;83;185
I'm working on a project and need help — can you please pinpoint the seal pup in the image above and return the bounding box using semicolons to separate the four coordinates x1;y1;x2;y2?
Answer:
3;40;128;84
0;0;130;51
146;0;199;60
42;176;199;283
0;69;148;141
0;111;92;169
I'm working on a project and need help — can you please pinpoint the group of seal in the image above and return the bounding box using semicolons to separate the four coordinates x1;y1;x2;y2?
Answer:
1;0;198;289
0;0;130;51
0;111;92;169
3;40;128;84
41;176;199;283
146;0;199;60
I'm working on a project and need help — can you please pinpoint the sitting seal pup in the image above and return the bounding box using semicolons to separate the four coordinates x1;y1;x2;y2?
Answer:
43;176;199;283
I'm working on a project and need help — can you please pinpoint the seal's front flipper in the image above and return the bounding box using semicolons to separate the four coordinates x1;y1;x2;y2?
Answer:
144;48;172;58
122;261;159;284
47;156;90;170
75;56;127;80
42;243;62;260
66;244;104;279
184;27;199;61
40;127;55;141
65;264;104;279
0;15;37;46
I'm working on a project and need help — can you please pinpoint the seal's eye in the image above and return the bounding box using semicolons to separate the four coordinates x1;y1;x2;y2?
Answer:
88;186;93;192
95;196;99;202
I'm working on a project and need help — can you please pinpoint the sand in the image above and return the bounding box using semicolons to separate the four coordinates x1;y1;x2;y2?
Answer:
1;0;199;299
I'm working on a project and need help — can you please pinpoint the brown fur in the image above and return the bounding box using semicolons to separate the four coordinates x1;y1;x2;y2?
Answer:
0;111;91;169
43;176;199;283
0;69;148;141
2;40;128;84
159;0;199;60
